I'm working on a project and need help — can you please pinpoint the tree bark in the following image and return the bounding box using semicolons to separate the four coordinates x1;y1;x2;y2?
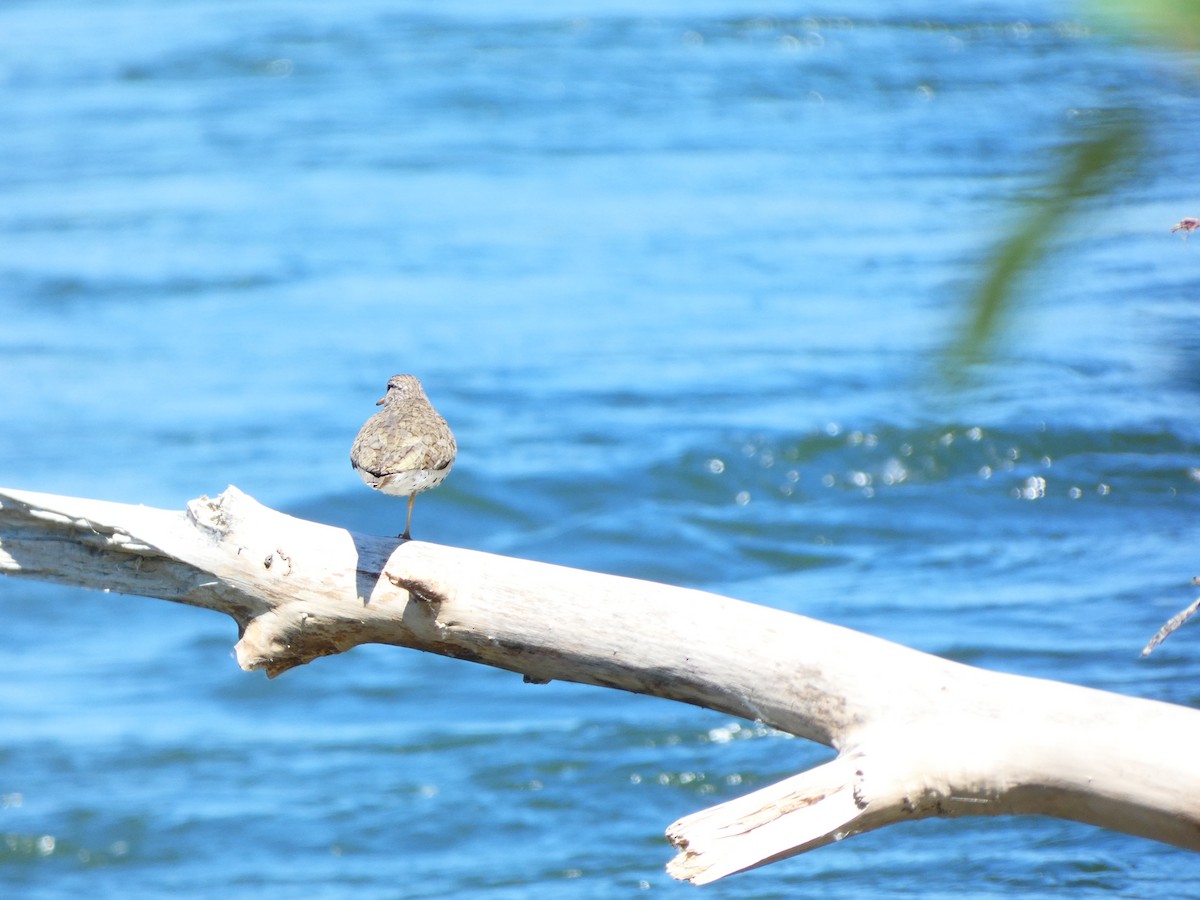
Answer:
0;484;1197;884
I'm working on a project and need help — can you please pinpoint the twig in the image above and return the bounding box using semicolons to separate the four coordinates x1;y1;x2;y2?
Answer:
1141;579;1200;656
1171;217;1199;239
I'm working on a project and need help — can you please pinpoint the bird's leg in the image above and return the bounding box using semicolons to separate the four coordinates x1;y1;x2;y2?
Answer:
399;492;416;540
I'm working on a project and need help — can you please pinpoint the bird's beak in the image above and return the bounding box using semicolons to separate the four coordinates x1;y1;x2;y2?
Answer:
375;395;386;406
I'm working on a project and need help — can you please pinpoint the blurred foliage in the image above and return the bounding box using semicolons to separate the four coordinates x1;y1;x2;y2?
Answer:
1089;0;1200;51
949;116;1142;368
947;0;1198;368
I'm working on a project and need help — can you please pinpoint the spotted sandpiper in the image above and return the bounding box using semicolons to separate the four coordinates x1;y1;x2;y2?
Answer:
350;374;457;540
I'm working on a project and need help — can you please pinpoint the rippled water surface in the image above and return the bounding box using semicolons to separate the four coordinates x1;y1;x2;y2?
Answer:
4;1;1200;896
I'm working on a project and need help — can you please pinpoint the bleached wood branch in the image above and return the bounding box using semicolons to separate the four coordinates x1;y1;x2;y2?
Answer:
1;484;1198;884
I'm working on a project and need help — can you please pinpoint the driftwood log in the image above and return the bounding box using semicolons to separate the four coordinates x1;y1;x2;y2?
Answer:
0;484;1198;884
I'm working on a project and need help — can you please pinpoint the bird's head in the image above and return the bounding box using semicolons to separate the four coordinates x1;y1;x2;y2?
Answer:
378;374;423;405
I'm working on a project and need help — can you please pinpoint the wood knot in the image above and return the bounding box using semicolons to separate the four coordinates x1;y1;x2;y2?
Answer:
262;549;292;575
384;573;448;606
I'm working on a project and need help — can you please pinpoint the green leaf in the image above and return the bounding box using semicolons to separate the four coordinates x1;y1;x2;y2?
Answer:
946;114;1142;370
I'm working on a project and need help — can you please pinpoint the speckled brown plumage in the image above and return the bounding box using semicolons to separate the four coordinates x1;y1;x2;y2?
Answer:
350;374;456;540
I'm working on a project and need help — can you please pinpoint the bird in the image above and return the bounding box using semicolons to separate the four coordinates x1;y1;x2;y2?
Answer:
350;374;457;540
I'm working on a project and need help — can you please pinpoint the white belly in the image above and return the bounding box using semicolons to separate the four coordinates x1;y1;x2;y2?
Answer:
357;462;454;497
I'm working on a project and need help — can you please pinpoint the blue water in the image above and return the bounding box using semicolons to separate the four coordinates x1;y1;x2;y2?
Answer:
3;1;1200;896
